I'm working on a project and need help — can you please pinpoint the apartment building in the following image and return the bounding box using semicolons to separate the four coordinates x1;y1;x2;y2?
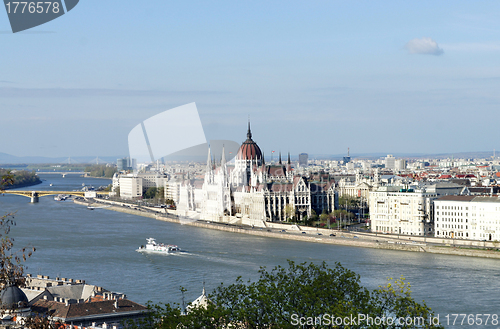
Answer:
369;186;437;236
434;195;500;241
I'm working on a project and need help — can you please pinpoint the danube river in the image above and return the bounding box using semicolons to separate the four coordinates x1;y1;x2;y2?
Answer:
2;174;500;328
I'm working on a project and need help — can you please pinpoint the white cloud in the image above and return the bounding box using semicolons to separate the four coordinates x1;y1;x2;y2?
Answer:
405;37;444;56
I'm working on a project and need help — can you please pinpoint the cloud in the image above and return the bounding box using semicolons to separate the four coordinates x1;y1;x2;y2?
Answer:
405;37;444;56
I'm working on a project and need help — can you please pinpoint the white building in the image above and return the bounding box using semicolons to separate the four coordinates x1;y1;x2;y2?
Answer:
138;173;168;190
434;195;500;241
118;175;143;199
113;173;168;199
395;159;406;171
337;171;379;199
385;154;396;170
369;186;437;236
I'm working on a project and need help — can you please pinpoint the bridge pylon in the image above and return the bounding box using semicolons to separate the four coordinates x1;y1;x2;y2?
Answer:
31;191;39;203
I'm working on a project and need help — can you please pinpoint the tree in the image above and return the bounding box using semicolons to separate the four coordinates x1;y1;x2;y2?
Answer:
0;169;40;189
130;261;443;329
157;186;165;203
0;172;62;328
84;164;117;178
338;195;361;210
283;204;295;221
0;170;34;289
319;212;330;223
144;187;158;200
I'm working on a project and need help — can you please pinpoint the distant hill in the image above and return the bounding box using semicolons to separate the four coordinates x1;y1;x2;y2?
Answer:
307;151;497;161
0;152;124;164
0;150;496;164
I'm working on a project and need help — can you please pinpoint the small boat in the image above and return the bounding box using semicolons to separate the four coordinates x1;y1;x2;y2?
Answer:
136;238;180;254
49;183;53;187
87;204;110;210
54;194;68;201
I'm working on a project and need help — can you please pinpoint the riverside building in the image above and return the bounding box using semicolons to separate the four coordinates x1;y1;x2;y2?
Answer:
174;123;336;225
369;186;438;236
434;195;500;241
114;173;168;199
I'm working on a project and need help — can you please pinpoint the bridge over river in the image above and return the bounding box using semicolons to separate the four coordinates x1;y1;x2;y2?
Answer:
1;190;109;203
35;172;89;177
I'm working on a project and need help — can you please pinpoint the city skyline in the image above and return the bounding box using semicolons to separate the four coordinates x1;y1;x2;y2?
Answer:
1;1;500;157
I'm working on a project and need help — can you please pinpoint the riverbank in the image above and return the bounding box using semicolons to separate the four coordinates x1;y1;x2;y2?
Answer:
75;199;500;260
2;180;43;190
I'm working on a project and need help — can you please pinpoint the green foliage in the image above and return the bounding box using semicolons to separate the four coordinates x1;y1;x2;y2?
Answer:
144;187;158;200
333;209;355;220
130;261;443;329
0;169;40;189
309;209;318;221
283;204;295;221
143;187;166;203
319;212;330;222
84;164;117;178
338;195;361;209
0;172;35;289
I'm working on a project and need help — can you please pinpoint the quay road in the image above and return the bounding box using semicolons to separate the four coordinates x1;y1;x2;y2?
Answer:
81;197;500;258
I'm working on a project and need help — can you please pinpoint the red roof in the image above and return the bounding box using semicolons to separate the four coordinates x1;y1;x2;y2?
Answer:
236;123;262;161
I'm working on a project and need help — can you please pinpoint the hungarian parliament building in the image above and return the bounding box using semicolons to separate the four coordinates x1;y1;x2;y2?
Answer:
174;123;336;225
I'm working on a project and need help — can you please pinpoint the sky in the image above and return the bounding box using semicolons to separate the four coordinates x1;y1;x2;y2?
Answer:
1;0;500;159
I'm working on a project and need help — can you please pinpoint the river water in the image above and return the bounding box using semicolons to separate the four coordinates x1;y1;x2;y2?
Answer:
1;174;499;328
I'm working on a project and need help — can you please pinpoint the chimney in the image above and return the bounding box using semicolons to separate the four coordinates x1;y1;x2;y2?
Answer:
114;299;118;309
65;298;69;306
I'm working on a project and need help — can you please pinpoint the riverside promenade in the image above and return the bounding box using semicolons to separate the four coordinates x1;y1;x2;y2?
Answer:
75;199;500;260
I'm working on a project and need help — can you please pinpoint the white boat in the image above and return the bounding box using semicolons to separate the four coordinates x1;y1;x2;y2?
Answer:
54;194;68;201
136;238;180;253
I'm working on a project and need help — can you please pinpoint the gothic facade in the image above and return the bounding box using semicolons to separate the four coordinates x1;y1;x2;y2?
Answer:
175;123;336;224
